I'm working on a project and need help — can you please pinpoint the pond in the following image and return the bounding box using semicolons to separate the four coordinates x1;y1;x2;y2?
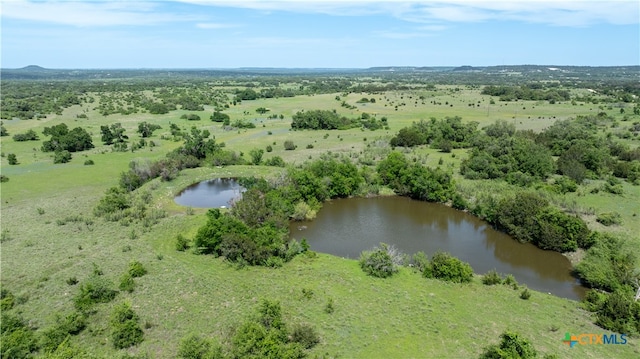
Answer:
174;178;243;208
289;196;586;301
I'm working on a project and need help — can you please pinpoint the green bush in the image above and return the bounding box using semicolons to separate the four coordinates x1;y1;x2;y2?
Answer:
595;290;640;334
520;288;531;300
175;234;190;251
73;274;117;310
128;261;147;278
425;251;473;283
479;331;537;359
1;313;39;359
53;150;72;164
83;159;94;165
284;140;296;150
40;311;87;352
290;323;320;349
596;211;622;226
119;273;135;293
1;288;15;311
482;269;503;285
359;243;399;278
7;153;18;165
178;334;223;359
411;251;430;274
110;302;144;349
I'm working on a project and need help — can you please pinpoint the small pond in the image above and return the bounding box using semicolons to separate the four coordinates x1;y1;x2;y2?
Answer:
289;196;586;301
174;178;243;208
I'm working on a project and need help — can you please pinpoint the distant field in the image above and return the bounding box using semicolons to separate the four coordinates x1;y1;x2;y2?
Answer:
1;81;639;358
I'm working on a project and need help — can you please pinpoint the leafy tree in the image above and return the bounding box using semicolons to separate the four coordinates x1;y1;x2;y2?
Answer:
137;121;161;137
0;123;8;136
7;153;18;165
211;111;230;122
495;192;548;244
179;127;220;160
250;148;264;165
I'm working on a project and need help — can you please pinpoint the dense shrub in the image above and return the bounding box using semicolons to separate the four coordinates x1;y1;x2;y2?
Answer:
110;302;144;349
40;311;87;351
73;274;118;310
284;140;296;150
574;233;637;292
7;153;18;165
12;129;39;141
377;151;454;202
359;243;399;278
53;150;72;164
128;261;147;278
178;334;223;359
119;273;136;293
479;331;537;359
1;313;38;359
291;109;358;130
596;211;622;226
264;156;285;167
424;251;473;283
290;323;320;349
482;269;503;285
175;234;190;251
595;290;640;334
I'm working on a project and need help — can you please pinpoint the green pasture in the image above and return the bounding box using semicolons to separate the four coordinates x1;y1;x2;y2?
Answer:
1;85;639;358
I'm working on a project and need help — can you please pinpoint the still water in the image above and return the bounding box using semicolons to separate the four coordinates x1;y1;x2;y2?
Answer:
174;178;243;208
289;196;586;300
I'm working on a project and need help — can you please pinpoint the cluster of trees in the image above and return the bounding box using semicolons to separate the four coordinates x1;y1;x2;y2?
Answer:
377;152;455;203
38;123;93;163
482;84;571;102
192;156;371;266
384;115;640;186
389;116;478;151
461;122;555;185
291;109;385;131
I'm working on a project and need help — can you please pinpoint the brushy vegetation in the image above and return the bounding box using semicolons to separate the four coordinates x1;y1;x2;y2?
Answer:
359;243;401;278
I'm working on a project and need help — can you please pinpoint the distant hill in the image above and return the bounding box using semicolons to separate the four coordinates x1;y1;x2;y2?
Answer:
18;65;48;71
0;65;638;81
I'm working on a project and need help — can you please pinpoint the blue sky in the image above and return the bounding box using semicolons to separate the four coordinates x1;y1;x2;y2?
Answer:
1;0;638;68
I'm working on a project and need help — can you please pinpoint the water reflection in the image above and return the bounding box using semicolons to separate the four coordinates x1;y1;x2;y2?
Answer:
174;178;243;208
289;196;586;300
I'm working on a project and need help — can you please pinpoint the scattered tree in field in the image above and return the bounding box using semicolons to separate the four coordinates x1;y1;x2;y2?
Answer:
137;121;161;137
211;111;230;122
249;148;264;165
7;153;18;165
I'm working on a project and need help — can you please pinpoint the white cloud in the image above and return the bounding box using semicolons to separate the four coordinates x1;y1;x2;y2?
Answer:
196;22;239;29
0;0;199;27
178;0;640;27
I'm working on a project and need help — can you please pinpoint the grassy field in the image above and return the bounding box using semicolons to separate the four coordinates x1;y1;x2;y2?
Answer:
1;85;639;358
